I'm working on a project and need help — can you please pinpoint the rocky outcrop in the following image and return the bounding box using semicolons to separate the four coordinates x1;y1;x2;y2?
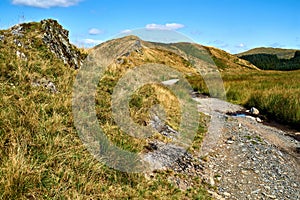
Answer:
41;19;84;69
0;35;4;41
3;19;86;69
10;24;24;37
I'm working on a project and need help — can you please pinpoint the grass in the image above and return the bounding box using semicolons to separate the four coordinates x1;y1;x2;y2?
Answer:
0;57;211;199
222;70;300;130
0;28;211;199
94;52;208;157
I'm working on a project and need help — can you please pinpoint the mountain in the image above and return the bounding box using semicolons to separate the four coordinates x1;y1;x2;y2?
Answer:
237;47;298;59
94;35;258;71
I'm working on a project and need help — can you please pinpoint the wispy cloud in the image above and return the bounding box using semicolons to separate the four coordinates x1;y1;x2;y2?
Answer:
268;42;285;48
229;43;248;54
76;38;103;47
235;43;247;48
120;29;132;34
208;40;229;48
82;38;103;45
234;43;247;50
209;40;225;45
11;0;82;8
88;28;102;35
145;23;184;30
190;30;202;35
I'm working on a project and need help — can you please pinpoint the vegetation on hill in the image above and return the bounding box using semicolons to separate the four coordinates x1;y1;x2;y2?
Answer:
237;47;297;59
239;51;300;70
0;20;211;199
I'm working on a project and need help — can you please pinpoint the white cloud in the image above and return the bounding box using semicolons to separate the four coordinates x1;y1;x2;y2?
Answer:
231;43;248;54
88;28;102;35
234;43;247;49
82;39;103;45
237;43;245;48
75;38;103;47
11;0;82;8
120;29;132;34
145;23;184;30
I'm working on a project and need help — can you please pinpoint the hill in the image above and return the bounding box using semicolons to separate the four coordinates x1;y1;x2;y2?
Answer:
237;47;298;59
236;47;300;70
0;19;299;199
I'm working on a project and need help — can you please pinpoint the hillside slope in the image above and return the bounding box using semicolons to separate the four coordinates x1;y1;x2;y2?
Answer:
0;19;299;199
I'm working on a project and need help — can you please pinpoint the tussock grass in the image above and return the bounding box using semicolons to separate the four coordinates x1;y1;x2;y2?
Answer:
223;70;300;129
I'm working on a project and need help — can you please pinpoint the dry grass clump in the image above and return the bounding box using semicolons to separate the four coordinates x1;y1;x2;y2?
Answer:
223;70;300;129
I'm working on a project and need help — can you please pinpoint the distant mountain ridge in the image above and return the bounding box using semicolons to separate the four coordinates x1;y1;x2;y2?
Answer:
237;47;300;70
237;47;298;59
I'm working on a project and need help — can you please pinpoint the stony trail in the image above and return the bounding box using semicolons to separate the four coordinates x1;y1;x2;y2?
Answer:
194;97;300;200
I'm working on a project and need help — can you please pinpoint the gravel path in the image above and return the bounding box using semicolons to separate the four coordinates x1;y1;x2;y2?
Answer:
195;97;300;200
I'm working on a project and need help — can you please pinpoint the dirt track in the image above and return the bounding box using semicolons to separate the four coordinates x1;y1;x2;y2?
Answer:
195;97;300;200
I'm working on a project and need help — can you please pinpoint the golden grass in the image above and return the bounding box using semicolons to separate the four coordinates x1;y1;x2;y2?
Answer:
223;70;300;129
0;42;210;199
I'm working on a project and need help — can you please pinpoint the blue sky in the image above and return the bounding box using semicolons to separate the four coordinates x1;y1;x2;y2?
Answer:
0;0;299;53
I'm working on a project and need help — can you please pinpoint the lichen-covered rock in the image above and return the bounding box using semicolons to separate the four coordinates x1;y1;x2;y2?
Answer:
41;19;85;69
10;24;24;37
32;77;58;93
2;19;86;69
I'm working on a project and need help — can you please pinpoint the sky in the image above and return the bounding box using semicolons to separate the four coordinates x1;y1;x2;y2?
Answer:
0;0;299;53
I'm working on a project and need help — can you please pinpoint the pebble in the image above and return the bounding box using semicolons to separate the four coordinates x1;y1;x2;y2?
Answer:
262;193;277;199
195;97;300;200
210;177;215;186
201;115;300;200
223;192;231;197
251;189;260;194
226;140;234;144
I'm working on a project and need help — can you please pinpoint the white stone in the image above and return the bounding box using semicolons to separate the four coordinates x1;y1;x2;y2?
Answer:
250;107;260;115
256;117;262;123
161;79;179;86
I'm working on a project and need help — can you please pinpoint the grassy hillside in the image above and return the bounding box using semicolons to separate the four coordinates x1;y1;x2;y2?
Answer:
0;20;212;199
203;46;259;71
1;19;299;199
